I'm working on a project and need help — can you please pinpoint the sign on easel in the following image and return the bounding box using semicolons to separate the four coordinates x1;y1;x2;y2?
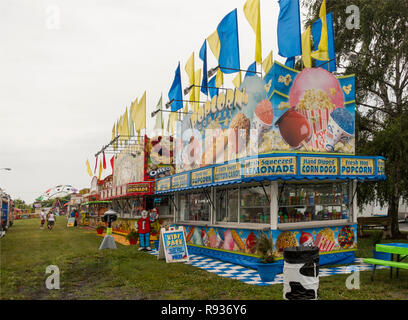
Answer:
67;217;75;227
157;226;189;263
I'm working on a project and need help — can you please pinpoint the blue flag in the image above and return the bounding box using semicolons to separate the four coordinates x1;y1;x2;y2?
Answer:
312;12;336;72
285;57;295;69
208;76;218;98
199;40;208;96
217;9;240;74
245;61;257;78
277;0;302;58
168;63;183;112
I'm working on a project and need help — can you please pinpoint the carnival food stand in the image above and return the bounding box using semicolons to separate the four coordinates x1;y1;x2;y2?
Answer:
79;177;110;227
155;62;386;269
97;135;175;237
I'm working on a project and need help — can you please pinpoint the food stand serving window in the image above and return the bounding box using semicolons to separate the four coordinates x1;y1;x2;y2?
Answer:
240;185;270;224
177;191;210;222
215;184;270;225
153;196;174;217
278;182;350;224
216;188;238;223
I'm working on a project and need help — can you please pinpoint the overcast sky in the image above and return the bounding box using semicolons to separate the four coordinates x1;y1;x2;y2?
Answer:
0;0;310;203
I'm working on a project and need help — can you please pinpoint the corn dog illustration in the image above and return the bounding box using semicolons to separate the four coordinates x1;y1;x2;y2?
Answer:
186;226;195;243
231;229;245;251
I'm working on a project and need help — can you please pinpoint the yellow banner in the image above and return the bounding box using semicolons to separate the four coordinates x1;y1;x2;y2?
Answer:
300;157;338;175
127;183;150;193
340;158;374;175
377;159;385;175
171;174;189;189
214;162;241;182
157;178;171;192
243;156;296;176
191;168;213;186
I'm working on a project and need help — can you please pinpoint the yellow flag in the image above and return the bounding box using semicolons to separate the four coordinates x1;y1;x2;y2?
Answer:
244;0;262;63
115;120;119;148
193;68;201;110
262;50;273;74
185;52;195;86
134;91;146;131
86;159;93;177
112;123;116;151
130;98;138;128
232;72;242;89
215;68;223;88
183;101;190;123
118;115;124;142
153;94;164;134
207;30;221;60
311;0;329;61
168;112;178;135
98;160;103;180
302;26;312;68
122;107;130;139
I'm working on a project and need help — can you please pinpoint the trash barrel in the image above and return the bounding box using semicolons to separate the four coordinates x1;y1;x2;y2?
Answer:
283;246;319;300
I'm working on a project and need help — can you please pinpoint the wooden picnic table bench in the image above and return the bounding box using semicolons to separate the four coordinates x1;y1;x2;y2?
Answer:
363;243;408;281
357;216;392;239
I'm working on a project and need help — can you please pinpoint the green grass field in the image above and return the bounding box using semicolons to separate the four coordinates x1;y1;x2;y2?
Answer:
1;217;407;300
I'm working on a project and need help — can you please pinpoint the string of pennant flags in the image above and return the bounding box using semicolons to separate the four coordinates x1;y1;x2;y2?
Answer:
86;0;336;179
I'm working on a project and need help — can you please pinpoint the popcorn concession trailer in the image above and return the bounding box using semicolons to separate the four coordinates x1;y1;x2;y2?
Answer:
154;62;386;269
155;154;386;269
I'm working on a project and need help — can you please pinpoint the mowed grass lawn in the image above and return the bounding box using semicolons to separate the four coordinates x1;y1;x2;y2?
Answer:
1;217;407;300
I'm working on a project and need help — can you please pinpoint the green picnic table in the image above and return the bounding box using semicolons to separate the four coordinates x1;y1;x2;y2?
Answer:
363;243;408;281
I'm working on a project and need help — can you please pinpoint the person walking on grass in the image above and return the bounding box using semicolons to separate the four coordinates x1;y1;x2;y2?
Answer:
47;211;55;230
40;209;46;229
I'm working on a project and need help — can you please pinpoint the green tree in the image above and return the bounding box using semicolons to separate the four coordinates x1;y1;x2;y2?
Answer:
13;199;31;210
303;0;408;237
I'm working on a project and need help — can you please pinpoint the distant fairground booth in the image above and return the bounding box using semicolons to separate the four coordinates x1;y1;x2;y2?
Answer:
87;135;175;237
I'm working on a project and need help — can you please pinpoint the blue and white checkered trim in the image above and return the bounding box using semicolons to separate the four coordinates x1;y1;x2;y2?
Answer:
148;251;388;286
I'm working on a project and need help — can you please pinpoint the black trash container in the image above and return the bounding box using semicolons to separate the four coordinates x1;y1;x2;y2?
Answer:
283;246;319;300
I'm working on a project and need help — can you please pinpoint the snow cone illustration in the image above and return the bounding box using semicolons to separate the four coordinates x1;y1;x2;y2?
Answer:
223;229;235;251
324;108;355;151
275;107;312;149
251;99;273;143
201;228;209;247
192;228;203;246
